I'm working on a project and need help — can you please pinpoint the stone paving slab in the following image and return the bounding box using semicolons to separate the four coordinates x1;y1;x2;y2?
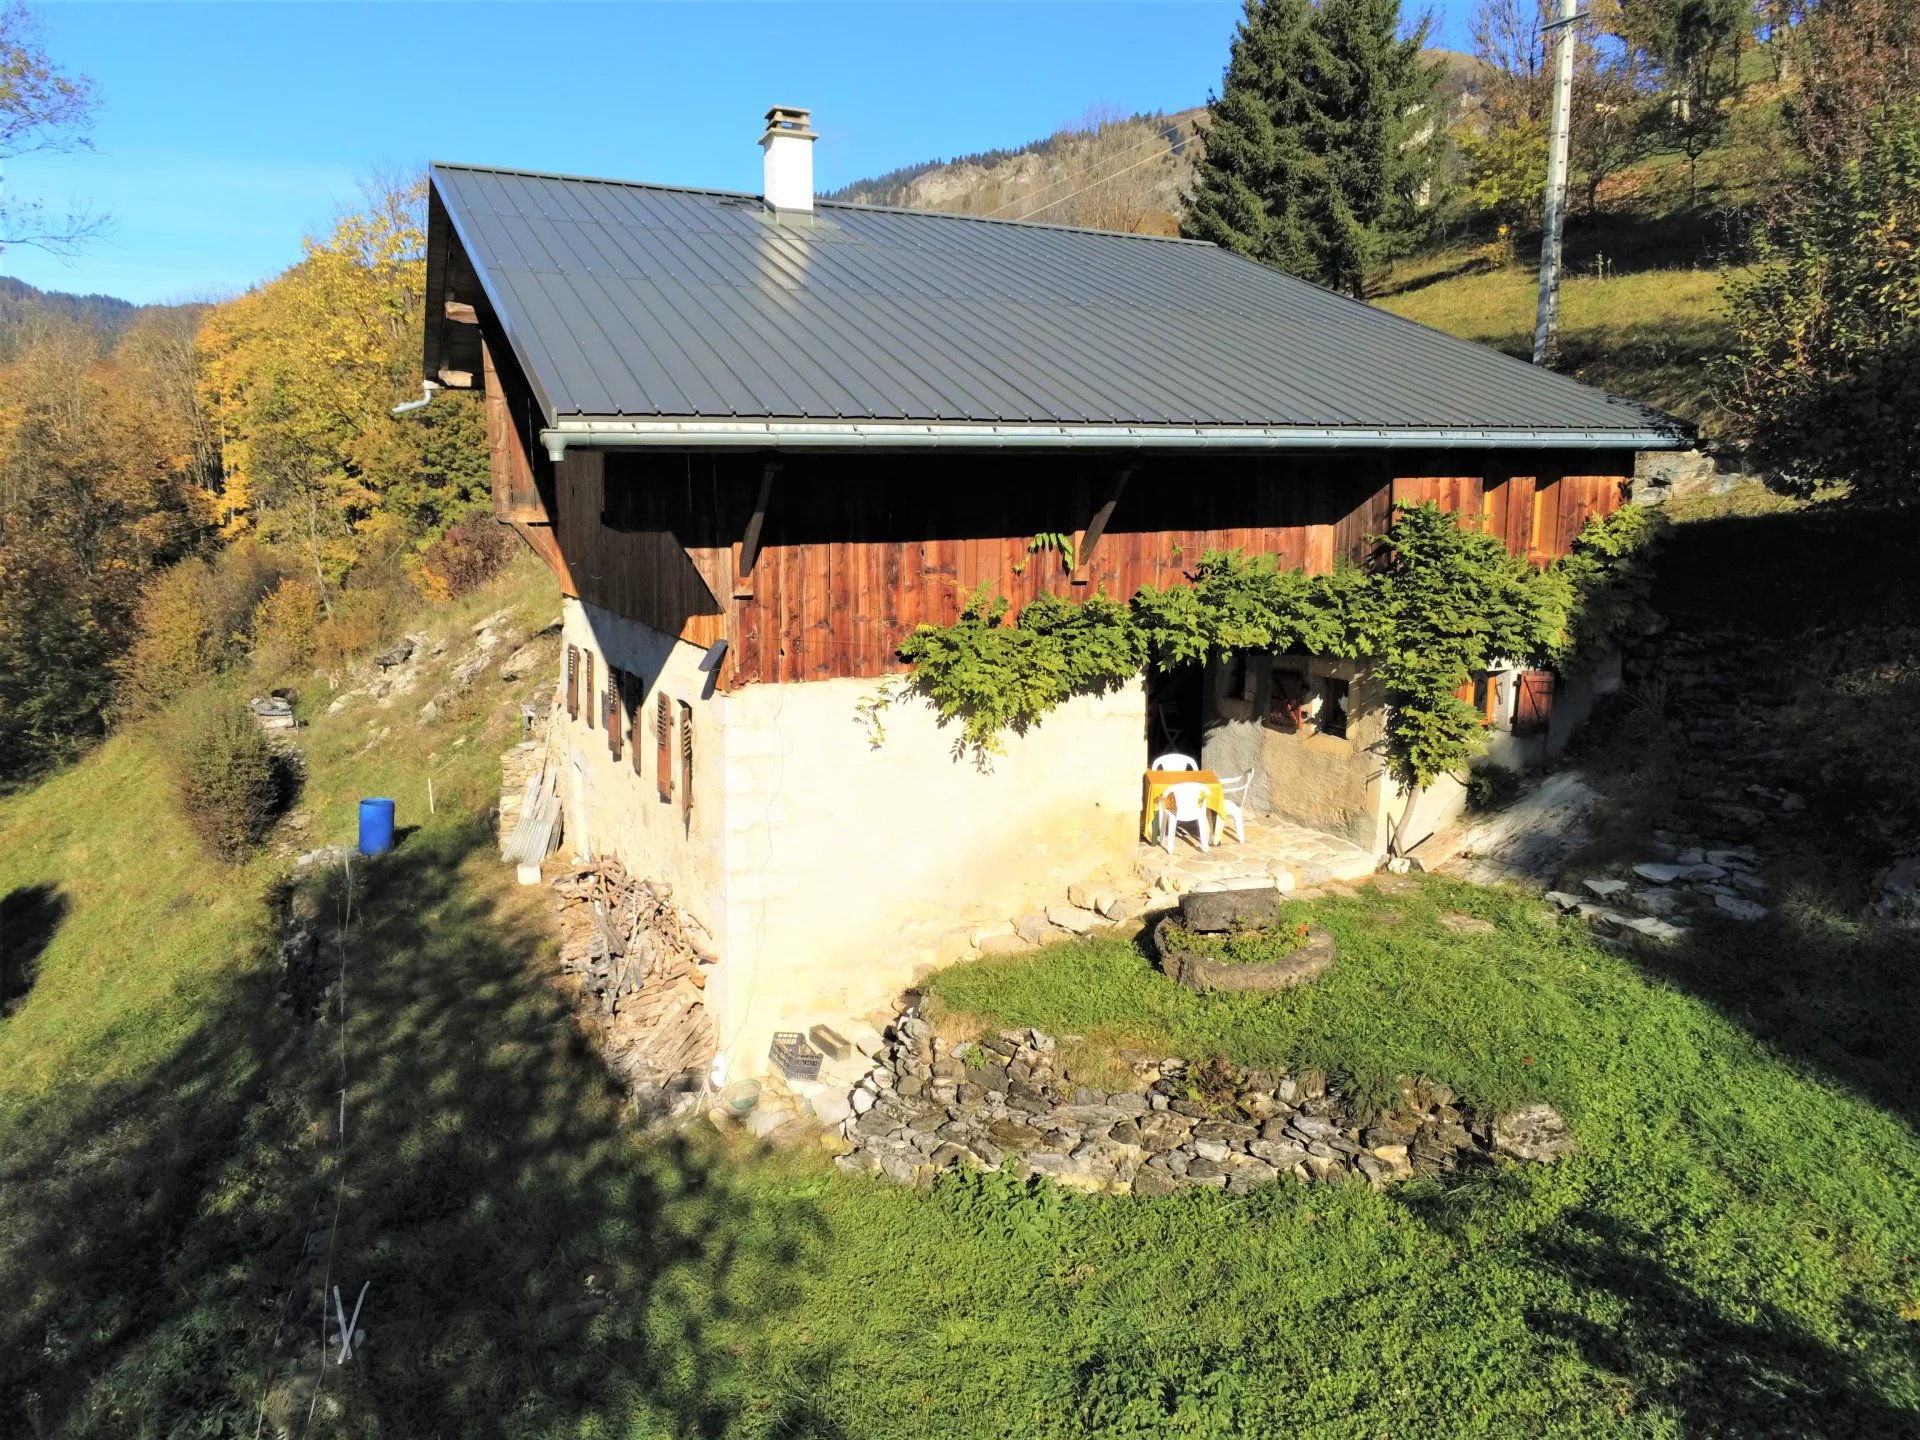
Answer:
1135;815;1377;893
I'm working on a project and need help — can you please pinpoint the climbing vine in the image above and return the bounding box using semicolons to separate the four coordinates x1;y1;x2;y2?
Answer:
881;502;1664;784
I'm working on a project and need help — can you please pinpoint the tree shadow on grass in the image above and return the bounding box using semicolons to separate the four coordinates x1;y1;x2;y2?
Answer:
0;818;838;1438
0;882;65;1018
1523;1209;1920;1438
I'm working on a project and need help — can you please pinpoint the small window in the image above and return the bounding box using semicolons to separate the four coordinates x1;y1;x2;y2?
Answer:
655;693;673;802
1265;665;1308;732
678;700;694;821
1514;670;1555;735
626;672;645;777
1316;677;1350;739
604;669;623;760
565;645;579;720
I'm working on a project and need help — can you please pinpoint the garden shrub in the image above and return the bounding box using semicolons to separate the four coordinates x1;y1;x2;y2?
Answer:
170;690;288;862
415;515;519;600
117;543;290;718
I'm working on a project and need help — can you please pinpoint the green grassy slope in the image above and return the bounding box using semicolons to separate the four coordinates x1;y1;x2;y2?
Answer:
6;626;1918;1440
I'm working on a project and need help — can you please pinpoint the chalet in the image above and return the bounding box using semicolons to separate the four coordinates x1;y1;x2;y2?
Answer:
420;107;1684;1079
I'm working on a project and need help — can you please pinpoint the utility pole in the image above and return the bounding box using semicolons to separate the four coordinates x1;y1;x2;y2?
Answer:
1532;0;1580;366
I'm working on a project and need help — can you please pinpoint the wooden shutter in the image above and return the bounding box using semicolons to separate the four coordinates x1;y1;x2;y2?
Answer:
1514;671;1555;735
655;693;673;801
582;652;595;731
565;645;579;720
627;673;644;777
604;668;623;760
678;700;694;820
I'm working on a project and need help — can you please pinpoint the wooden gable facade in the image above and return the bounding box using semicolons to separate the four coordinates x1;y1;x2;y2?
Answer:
480;335;1628;691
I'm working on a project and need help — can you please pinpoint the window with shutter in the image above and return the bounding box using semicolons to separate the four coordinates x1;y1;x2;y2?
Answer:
604;669;623;760
1514;670;1555;735
583;652;594;731
678;700;693;820
565;645;579;720
655;693;673;801
626;672;644;777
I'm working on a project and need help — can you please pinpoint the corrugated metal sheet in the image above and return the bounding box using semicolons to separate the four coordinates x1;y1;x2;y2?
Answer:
429;162;1680;439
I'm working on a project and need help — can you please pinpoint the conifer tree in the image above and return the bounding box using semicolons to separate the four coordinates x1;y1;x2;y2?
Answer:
1309;0;1441;294
1182;0;1318;273
1185;0;1441;296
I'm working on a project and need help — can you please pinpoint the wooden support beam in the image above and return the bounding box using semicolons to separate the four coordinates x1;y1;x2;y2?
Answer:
1072;462;1137;585
732;460;781;598
437;367;475;389
444;299;478;324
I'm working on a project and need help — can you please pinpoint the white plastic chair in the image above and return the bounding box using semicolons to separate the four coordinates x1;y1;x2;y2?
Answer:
1152;752;1199;771
1214;773;1253;844
1153;702;1187;753
1158;780;1212;854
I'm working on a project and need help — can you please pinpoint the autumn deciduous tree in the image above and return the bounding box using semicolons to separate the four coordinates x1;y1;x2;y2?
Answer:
0;1;102;255
196;179;488;598
0;315;213;775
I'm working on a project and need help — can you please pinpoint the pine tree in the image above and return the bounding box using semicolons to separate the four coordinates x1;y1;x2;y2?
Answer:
1184;0;1442;296
1182;0;1318;273
1310;0;1442;295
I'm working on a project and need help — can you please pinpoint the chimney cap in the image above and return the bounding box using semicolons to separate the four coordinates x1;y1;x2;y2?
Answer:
762;104;816;141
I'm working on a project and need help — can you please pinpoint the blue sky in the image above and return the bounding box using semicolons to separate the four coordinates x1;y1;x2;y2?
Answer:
5;1;1472;305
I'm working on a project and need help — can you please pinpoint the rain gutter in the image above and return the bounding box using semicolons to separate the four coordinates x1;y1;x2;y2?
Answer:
538;418;1685;462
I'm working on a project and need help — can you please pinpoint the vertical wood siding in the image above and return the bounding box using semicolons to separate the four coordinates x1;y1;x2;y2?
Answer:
511;442;1630;688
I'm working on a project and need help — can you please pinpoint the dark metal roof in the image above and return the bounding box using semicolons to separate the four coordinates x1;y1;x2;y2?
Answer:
427;161;1684;444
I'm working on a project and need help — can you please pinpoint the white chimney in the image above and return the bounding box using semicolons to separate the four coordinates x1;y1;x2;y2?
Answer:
760;105;816;213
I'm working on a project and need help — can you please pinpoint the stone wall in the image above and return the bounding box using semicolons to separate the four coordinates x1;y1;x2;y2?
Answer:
832;1013;1572;1194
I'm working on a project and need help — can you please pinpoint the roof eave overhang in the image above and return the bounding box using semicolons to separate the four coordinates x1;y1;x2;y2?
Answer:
539;417;1688;461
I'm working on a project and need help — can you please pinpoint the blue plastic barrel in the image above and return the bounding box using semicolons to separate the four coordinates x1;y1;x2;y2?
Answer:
357;798;396;856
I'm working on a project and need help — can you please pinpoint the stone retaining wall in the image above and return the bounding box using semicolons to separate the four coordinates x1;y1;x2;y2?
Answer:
832;1011;1572;1194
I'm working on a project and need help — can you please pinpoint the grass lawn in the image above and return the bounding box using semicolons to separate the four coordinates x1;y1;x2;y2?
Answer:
1377;257;1737;437
6;710;1918;1440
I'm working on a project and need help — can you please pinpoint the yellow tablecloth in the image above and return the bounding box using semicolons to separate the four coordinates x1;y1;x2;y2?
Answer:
1142;770;1229;842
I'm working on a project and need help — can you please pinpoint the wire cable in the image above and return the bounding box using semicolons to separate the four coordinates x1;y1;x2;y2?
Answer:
977;132;1174;220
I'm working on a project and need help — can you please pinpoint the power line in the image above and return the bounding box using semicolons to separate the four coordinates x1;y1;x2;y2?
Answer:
978;133;1174;221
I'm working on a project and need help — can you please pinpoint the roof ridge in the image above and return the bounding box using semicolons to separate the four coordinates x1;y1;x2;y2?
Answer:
427;159;1211;245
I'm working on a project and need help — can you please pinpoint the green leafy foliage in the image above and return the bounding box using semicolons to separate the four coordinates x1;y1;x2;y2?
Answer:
895;588;1145;757
1549;502;1666;669
1723;101;1920;503
169;690;287;862
900;503;1648;790
1161;915;1314;966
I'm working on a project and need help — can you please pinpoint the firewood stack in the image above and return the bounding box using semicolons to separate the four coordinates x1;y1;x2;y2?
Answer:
551;861;716;1115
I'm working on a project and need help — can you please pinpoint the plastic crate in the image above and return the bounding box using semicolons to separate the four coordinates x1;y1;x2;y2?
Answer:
770;1032;822;1082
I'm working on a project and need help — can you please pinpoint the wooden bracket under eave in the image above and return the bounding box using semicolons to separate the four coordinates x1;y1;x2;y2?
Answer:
732;459;782;598
1072;461;1138;585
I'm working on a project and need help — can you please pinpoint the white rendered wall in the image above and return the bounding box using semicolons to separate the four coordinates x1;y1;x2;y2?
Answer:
558;598;731;973
715;676;1148;1075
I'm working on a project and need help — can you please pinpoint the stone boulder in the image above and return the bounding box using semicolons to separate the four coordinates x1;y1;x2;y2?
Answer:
1491;1103;1576;1163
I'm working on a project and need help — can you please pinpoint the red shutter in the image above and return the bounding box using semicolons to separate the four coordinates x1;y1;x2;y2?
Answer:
1514;671;1555;735
655;693;673;801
